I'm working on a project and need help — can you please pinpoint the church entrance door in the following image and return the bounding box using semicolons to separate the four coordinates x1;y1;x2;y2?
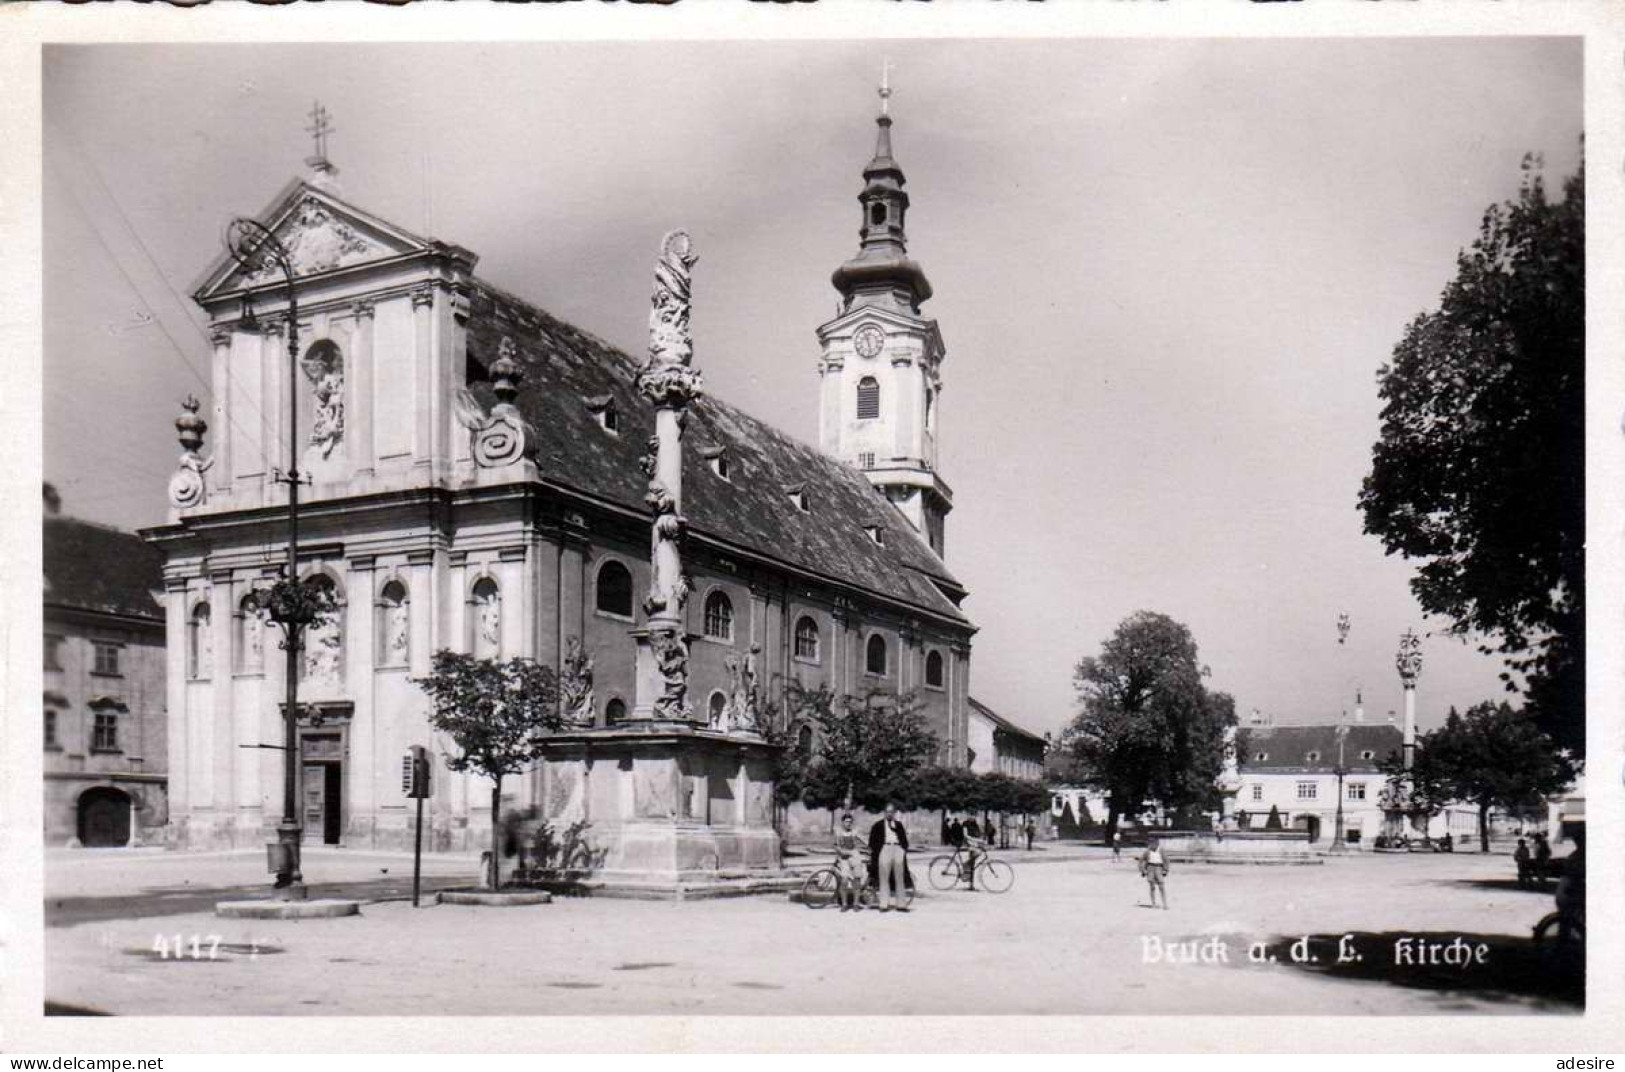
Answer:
300;732;344;845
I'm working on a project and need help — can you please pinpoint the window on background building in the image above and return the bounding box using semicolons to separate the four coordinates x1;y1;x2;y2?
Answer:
93;641;121;677
44;709;59;750
605;697;627;722
858;452;875;471
703;590;734;642
1347;782;1366;801
595;561;634;618
1251;784;1263;802
1296;781;1317;800
856;377;880;420
866;633;888;675
793;616;820;662
925;650;945;688
376;581;410;667
92;710;118;752
45;635;63;671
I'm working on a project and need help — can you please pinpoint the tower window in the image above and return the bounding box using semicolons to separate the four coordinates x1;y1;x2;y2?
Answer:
703;590;735;642
856;377;880;420
866;633;888;676
925;650;945;689
595;560;634;619
870;203;886;227
794;616;820;662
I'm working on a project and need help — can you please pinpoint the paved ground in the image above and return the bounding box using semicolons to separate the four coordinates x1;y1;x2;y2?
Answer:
43;845;1579;1016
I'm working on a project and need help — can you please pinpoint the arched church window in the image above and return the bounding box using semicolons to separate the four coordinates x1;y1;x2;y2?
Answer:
704;590;734;642
925;650;945;689
236;592;264;674
377;580;410;667
794;616;820;662
856;377;880;421
866;633;888;676
470;577;501;660
188;602;213;679
595;560;633;619
300;574;345;687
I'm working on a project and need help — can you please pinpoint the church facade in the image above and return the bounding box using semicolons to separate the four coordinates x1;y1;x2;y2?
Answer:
147;103;990;854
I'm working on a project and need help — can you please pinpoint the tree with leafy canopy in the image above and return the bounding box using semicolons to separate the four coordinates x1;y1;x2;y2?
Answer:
1359;155;1584;756
416;650;562;889
799;684;939;815
1382;701;1575;852
1062;611;1237;844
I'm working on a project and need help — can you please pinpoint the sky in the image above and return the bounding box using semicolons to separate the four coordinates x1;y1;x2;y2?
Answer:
41;38;1583;742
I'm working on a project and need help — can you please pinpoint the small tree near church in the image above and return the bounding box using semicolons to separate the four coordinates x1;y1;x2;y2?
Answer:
417;650;562;889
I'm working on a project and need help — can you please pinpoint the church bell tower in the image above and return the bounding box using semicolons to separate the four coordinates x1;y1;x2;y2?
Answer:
816;71;952;558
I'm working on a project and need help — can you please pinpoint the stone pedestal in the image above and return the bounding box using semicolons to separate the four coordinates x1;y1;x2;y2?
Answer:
531;723;791;898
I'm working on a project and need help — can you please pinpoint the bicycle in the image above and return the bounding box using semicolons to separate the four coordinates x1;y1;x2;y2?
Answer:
799;861;915;910
1533;907;1584;950
927;844;1014;894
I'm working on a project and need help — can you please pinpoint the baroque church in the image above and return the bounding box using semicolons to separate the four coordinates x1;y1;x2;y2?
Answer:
148;94;1032;856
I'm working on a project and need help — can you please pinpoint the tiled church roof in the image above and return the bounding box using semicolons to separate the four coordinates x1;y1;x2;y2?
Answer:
44;516;165;622
1239;723;1405;775
463;279;972;626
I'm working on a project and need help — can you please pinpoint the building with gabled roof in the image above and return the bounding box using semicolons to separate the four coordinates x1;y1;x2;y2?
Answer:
43;489;170;847
144;96;986;855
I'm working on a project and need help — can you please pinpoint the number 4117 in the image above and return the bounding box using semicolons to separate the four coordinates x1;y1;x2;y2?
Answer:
152;934;221;960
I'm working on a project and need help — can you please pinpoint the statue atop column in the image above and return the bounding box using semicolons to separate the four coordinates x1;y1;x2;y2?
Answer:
633;231;704;722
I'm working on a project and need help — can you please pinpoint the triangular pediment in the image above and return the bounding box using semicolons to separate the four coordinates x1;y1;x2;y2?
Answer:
193;180;434;304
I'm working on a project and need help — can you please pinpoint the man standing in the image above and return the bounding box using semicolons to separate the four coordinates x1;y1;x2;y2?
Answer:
1534;833;1553;887
869;802;911;912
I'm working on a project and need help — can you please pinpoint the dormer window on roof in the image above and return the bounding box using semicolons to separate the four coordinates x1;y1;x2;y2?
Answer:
702;446;731;482
1254;751;1269;762
1306;751;1321;763
583;395;619;435
863;522;885;546
1360;750;1376;761
785;484;810;513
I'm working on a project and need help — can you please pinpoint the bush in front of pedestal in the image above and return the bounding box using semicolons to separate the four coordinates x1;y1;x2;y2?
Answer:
417;650;563;890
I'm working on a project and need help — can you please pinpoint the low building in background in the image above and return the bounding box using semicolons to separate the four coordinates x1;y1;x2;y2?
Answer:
965;697;1047;781
43;487;169;847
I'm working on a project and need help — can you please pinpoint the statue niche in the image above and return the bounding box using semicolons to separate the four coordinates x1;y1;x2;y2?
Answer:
300;339;345;476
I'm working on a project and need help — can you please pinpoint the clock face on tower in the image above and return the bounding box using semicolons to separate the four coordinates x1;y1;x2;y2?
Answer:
853;324;885;359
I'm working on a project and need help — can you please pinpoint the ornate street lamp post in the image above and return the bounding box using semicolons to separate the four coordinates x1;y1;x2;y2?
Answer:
225;216;330;900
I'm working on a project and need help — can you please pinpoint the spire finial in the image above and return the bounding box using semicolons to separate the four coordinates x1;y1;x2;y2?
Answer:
306;101;334;166
879;58;894;117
